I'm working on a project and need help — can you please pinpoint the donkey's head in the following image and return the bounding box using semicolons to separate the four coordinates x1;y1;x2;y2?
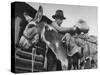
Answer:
23;5;45;38
19;6;43;48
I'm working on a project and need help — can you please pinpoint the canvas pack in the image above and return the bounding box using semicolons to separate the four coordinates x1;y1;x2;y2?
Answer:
11;1;98;73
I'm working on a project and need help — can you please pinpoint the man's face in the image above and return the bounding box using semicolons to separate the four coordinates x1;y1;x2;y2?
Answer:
55;18;63;26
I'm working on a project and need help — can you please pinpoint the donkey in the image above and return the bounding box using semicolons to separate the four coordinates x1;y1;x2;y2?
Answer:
34;6;69;70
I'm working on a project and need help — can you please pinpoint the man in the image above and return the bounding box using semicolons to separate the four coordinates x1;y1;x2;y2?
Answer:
51;9;81;52
51;9;90;54
51;10;76;34
51;9;89;34
51;9;91;69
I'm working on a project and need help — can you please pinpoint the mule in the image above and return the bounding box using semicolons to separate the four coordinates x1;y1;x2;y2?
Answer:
33;6;69;70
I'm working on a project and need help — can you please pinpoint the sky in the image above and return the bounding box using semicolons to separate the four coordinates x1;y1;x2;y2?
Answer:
27;2;98;36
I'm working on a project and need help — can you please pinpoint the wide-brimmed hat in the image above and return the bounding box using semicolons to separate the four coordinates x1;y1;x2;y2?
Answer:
52;10;66;20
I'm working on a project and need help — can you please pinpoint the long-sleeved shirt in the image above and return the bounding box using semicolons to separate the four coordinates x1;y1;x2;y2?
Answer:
51;21;89;34
51;21;75;34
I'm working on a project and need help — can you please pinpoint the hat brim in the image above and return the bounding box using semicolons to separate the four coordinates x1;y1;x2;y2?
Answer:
52;15;66;20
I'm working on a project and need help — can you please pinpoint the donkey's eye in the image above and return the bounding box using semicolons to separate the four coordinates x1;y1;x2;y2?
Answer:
28;24;34;28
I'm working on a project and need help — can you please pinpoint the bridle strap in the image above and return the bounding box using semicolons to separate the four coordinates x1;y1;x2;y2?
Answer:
23;33;37;41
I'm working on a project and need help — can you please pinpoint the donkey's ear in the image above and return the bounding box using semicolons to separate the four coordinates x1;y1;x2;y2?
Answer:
23;12;33;22
34;6;43;22
38;6;43;14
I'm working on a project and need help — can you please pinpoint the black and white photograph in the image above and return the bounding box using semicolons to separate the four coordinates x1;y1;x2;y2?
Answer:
11;1;98;73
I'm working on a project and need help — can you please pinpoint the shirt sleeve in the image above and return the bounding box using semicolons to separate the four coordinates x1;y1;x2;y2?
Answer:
51;22;75;33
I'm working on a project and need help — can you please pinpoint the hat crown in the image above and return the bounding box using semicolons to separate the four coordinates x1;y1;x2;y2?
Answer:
55;10;64;16
52;9;66;20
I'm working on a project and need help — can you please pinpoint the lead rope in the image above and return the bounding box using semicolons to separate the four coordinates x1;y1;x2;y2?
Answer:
43;45;48;70
32;48;36;72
